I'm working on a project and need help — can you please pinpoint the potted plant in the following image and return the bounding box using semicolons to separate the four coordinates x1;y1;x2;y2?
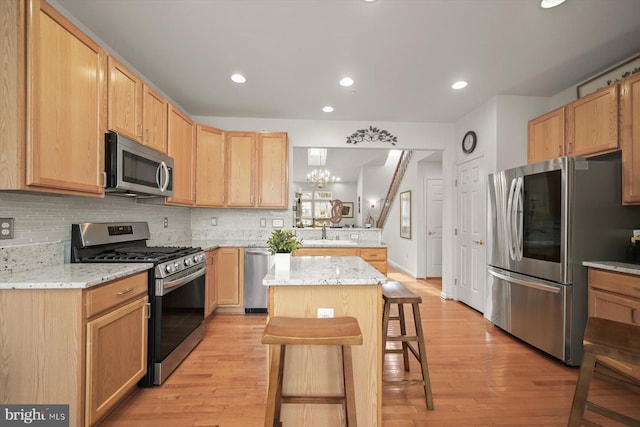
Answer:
266;229;302;270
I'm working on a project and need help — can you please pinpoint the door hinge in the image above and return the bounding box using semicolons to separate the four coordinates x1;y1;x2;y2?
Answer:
454;278;457;286
455;179;458;187
454;228;458;236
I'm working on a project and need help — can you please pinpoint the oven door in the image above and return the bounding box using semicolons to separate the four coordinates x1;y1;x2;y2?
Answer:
152;265;205;385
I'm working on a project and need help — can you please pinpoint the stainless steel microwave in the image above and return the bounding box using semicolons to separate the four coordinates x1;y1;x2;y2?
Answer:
105;132;174;197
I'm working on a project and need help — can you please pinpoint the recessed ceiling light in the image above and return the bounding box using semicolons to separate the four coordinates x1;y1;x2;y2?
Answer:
339;77;354;87
451;80;468;90
361;0;377;2
230;73;246;83
322;106;334;113
540;0;566;8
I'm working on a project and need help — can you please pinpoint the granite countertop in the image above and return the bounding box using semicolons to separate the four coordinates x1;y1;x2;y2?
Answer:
583;261;640;276
190;239;387;251
263;256;388;286
0;263;153;290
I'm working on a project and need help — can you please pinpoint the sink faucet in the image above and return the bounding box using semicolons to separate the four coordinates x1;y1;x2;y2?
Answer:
322;224;327;240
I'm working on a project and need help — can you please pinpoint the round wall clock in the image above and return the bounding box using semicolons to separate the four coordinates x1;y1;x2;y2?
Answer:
462;131;477;154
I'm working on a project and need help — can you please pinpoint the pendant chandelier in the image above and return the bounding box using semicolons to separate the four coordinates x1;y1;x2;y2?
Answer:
307;168;337;188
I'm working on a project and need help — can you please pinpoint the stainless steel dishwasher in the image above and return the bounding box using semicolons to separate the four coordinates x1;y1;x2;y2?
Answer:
244;247;274;313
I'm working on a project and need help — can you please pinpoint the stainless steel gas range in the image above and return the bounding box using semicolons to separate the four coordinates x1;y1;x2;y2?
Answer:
71;222;206;386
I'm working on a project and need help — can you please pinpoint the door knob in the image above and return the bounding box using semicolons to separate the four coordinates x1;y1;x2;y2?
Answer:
427;231;434;235
474;239;484;245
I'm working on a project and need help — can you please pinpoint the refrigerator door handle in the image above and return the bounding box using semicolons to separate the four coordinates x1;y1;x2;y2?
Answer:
506;178;516;261
513;177;524;261
488;268;561;294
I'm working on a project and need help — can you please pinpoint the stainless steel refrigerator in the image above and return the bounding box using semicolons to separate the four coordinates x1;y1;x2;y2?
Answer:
486;156;639;365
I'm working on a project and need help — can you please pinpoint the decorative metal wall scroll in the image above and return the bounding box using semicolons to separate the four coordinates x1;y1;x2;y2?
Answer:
346;126;397;146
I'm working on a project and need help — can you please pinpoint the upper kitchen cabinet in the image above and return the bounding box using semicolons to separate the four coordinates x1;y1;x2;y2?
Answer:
226;131;289;208
257;132;289;208
107;56;168;153
565;84;619;157
621;72;640;204
166;104;196;206
195;124;226;207
0;0;106;196
142;83;168;153
226;132;256;207
528;107;565;163
108;56;143;142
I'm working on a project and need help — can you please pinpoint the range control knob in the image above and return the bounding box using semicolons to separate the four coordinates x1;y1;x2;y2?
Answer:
165;263;175;274
184;257;193;267
194;254;204;263
173;261;181;271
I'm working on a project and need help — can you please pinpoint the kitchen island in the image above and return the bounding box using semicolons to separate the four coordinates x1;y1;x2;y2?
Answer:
263;256;387;427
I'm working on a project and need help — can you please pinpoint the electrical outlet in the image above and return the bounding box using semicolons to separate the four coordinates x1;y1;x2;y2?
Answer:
260;218;266;227
163;217;169;228
272;218;284;228
0;218;14;240
317;308;334;318
350;233;359;240
211;217;217;226
0;218;14;238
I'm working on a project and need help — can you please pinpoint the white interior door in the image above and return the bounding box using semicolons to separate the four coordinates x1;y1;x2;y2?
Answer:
426;179;443;277
456;156;487;313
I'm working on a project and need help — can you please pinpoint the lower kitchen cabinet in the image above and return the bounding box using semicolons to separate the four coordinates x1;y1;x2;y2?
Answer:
0;271;149;426
216;247;243;307
205;249;219;316
587;267;640;381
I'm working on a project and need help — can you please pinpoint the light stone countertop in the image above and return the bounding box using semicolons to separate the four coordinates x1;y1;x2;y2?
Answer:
0;263;153;290
583;261;640;276
190;239;388;251
262;256;388;286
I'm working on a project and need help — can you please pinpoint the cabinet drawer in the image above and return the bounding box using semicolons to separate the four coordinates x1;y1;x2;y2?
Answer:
359;248;386;261
367;261;387;275
85;272;148;318
588;268;640;299
589;288;640;325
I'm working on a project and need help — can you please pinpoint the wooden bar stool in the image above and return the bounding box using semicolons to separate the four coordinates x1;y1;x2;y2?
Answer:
262;316;363;427
568;317;640;427
382;281;434;410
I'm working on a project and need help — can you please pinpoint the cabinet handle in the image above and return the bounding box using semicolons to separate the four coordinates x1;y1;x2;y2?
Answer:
568;142;573;153
557;146;561;156
145;302;151;319
137;124;143;138
145;129;151;142
116;287;134;295
633;287;640;293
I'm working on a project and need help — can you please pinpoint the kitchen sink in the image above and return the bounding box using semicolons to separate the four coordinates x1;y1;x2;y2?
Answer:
301;239;358;246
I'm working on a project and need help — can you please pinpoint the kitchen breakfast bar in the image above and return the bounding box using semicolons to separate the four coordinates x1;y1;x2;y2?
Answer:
263;256;388;427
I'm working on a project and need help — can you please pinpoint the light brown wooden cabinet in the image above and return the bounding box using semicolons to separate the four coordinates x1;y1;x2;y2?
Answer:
0;271;149;427
216;247;243;307
166;104;196;206
621;72;640;204
142;83;168;153
587;267;640;381
0;0;106;196
528;107;565;163
205;249;219;316
108;56;143;142
226;131;289;208
565;84;619;157
196;125;226;207
528;84;619;164
293;246;388;275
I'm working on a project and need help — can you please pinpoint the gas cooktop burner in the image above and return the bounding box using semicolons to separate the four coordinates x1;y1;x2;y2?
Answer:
81;246;200;263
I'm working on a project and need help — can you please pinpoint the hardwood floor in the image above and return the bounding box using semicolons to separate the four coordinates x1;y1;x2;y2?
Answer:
101;268;638;426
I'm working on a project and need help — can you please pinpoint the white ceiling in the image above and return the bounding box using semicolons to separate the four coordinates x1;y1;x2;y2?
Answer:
54;0;640;124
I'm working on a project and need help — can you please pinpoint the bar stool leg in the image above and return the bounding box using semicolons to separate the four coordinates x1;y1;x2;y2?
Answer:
568;350;597;427
264;344;286;427
412;302;434;410
342;345;358;427
381;300;391;362
397;303;410;371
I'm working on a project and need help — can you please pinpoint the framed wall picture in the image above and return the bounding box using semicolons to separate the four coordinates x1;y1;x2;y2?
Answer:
342;202;354;218
400;191;411;239
314;191;332;200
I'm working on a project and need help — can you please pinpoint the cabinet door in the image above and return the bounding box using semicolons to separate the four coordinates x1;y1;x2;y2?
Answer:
217;248;241;306
227;132;256;207
528;107;565;163
142;83;168;153
166;104;195;206
196;125;226;207
107;56;142;141
566;84;619;157
27;0;106;195
86;296;148;426
621;72;640;204
257;132;288;208
205;249;218;316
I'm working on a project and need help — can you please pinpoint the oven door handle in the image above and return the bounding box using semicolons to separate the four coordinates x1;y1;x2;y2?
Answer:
161;266;205;295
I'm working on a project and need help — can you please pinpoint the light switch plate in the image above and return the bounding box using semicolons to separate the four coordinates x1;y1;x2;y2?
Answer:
350;233;359;240
260;218;267;227
0;218;14;240
272;218;284;228
211;217;218;226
